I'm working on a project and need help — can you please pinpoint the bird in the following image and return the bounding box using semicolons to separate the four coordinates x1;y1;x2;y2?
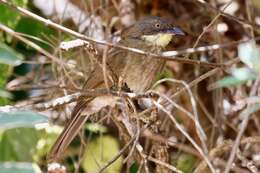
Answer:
48;16;184;161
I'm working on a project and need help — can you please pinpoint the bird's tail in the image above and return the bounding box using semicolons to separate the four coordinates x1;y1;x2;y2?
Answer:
48;97;92;162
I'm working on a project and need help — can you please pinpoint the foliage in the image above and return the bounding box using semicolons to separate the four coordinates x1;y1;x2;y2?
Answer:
175;153;196;173
0;43;24;66
82;135;123;173
0;128;40;161
212;42;260;89
0;162;41;173
0;111;48;129
0;0;27;29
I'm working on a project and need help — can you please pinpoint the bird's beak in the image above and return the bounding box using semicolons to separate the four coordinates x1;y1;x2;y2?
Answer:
166;27;185;36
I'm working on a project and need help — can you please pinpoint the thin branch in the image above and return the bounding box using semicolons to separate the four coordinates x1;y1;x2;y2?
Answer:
0;0;242;68
195;0;260;33
0;23;65;66
146;156;183;173
96;134;137;173
153;101;216;173
224;104;260;173
152;78;208;152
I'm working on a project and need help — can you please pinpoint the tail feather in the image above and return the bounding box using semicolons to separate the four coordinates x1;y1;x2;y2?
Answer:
48;98;92;161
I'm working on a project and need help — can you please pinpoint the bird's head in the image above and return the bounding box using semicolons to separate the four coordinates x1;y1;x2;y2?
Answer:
122;16;184;48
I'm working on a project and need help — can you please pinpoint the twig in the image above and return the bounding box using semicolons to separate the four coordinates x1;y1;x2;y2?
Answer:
224;104;260;173
168;57;239;101
139;63;234;128
152;78;208;152
0;0;235;68
153;101;216;173
123;98;140;163
96;133;137;173
102;46;111;90
34;92;81;110
195;0;260;33
60;39;98;55
0;23;66;66
142;130;202;159
213;158;250;173
237;149;259;173
186;0;234;62
146;156;183;173
195;137;260;172
33;88;157;111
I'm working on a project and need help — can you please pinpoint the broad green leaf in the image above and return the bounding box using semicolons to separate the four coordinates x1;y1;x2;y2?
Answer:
15;17;54;38
0;89;12;99
0;65;12;106
0;0;28;29
0;162;41;173
15;17;55;50
82;135;123;173
0;64;13;106
176;153;196;173
0;65;11;87
0;128;39;161
0;43;24;66
231;67;257;81
209;76;246;90
210;67;257;89
0;111;48;130
0;124;59;162
238;41;260;73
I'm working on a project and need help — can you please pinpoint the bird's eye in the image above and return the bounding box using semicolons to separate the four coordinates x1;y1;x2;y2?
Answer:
155;23;160;28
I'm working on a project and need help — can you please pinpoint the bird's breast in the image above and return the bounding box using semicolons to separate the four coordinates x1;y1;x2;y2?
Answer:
141;33;173;47
121;50;165;92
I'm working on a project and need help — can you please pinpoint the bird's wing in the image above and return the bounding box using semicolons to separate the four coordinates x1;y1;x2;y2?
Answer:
48;46;128;161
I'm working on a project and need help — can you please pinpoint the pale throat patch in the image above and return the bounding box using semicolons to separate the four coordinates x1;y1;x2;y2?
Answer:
141;33;173;47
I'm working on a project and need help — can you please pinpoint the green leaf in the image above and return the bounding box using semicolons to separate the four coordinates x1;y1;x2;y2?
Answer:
176;153;196;173
82;135;123;173
209;67;257;90
238;41;260;73
210;76;246;90
0;97;10;106
0;43;24;66
0;124;59;162
15;17;55;50
0;89;12;99
15;17;54;37
0;162;41;173
0;65;12;87
0;111;48;130
0;128;39;161
0;65;12;106
0;0;28;29
231;67;257;81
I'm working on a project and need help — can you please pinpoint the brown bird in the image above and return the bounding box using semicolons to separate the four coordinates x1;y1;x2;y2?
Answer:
48;16;184;161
